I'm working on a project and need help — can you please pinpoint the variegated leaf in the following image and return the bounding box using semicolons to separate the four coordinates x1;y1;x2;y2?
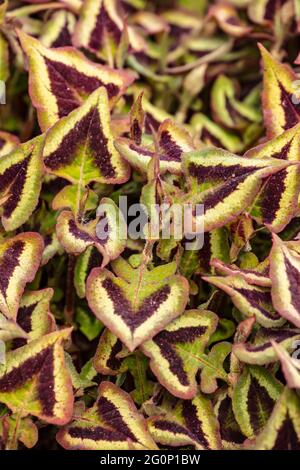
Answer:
74;246;103;299
214;389;245;449
0;136;43;231
0;329;73;425
148;392;222;450
56;381;157;450
271;340;300;389
245;124;300;232
43;87;130;185
0;131;19;157
270;234;300;328
40;10;76;48
14;289;55;348
259;44;300;138
232;365;283;439
233;327;300;365
251;388;300;449
141;310;218;399
0;233;44;320
86;258;189;351
18;30;135;131
203;274;285;328
183;147;290;232
115;118;195;176
94;328;125;375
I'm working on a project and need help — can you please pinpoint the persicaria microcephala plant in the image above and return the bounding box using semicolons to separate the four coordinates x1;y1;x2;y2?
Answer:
0;0;300;452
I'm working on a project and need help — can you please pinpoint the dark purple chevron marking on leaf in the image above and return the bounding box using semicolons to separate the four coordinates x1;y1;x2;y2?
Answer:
0;241;24;297
106;339;123;371
16;303;36;333
154;326;207;386
217;394;245;444
102;278;171;331
68;219;94;243
244;328;299;352
284;256;300;314
0;346;51;392
273;417;300;449
98;396;137;442
44;109;116;179
87;248;103;272
44;58;119;118
0;138;4;150
88;5;121;53
247;376;275;433
68;426;129;442
182;400;210;448
145;113;160;133
279;83;300;130
159;131;182;162
132;119;142;145
38;348;56;416
235;287;280;320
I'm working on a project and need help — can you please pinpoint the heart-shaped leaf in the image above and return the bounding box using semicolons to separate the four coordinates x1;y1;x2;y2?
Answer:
18;30;135;131
0;329;73;425
43;87;130;185
148;391;222;450
183;147;290;232
86;258;189;351
141;309;218;399
56;381;157;450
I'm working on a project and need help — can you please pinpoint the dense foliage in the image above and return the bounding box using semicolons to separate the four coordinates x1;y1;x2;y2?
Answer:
0;0;300;450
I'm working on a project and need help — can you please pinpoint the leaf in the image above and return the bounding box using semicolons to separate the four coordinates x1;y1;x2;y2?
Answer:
271;340;300;389
76;306;103;341
52;184;98;214
147;391;222;450
180;228;230;277
214;388;245;448
94;328;126;375
40;10;76;48
43;87;130;185
141;309;218;399
86;257;189;351
233;327;300;365
183;147;290;232
259;44;300;138
250;388;300;449
211;258;271;287
270;233;300;328
0;233;44;320
56;381;157;450
200;341;231;394
115;118;195;175
209;4;251;37
73;0;145;60
203;274;285;328
0;131;19;158
0;414;38;450
211;75;261;130
56;198;126;260
0;329;73;425
0;136;43;231
232;365;283;439
14;288;55;347
245;124;300;232
18;30;135;131
74;246;103;299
